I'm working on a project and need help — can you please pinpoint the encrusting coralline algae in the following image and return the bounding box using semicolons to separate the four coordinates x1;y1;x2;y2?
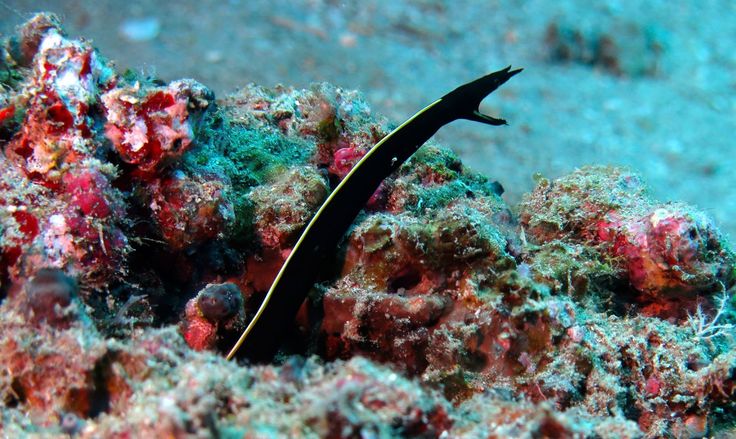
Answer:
0;13;734;438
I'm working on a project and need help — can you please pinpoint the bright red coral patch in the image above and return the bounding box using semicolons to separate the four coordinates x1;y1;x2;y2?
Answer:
330;146;366;179
102;80;211;177
0;105;15;124
63;170;114;218
12;210;40;243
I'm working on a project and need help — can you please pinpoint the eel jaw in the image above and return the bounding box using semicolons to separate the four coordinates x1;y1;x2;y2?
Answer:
441;65;523;126
468;110;508;126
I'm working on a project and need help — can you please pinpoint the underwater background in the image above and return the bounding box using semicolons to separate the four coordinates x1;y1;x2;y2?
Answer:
2;0;734;237
1;1;736;438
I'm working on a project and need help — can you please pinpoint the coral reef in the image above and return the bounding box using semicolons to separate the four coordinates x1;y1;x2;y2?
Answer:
519;166;734;315
1;14;735;438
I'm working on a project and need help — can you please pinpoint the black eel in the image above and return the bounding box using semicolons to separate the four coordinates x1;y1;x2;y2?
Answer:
227;66;522;362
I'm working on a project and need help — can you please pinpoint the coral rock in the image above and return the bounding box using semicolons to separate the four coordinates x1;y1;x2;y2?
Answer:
520;166;734;305
6;17;114;185
605;206;728;296
181;299;218;351
148;170;233;250
102;79;212;175
249;166;328;249
181;282;245;352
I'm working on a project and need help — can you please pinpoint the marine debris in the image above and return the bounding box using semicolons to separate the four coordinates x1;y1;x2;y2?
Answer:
0;14;734;438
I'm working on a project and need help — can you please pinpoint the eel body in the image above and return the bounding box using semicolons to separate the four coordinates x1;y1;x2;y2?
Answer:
227;66;522;361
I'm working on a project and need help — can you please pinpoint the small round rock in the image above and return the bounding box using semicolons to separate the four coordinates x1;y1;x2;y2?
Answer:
196;282;243;323
25;268;78;327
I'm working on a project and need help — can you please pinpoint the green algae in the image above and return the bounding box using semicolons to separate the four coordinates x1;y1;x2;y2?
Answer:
189;109;314;187
395;145;506;214
525;240;623;297
183;108;316;245
0;64;22;91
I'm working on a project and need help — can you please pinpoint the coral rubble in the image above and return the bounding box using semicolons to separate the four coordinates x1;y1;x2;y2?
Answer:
1;14;735;438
